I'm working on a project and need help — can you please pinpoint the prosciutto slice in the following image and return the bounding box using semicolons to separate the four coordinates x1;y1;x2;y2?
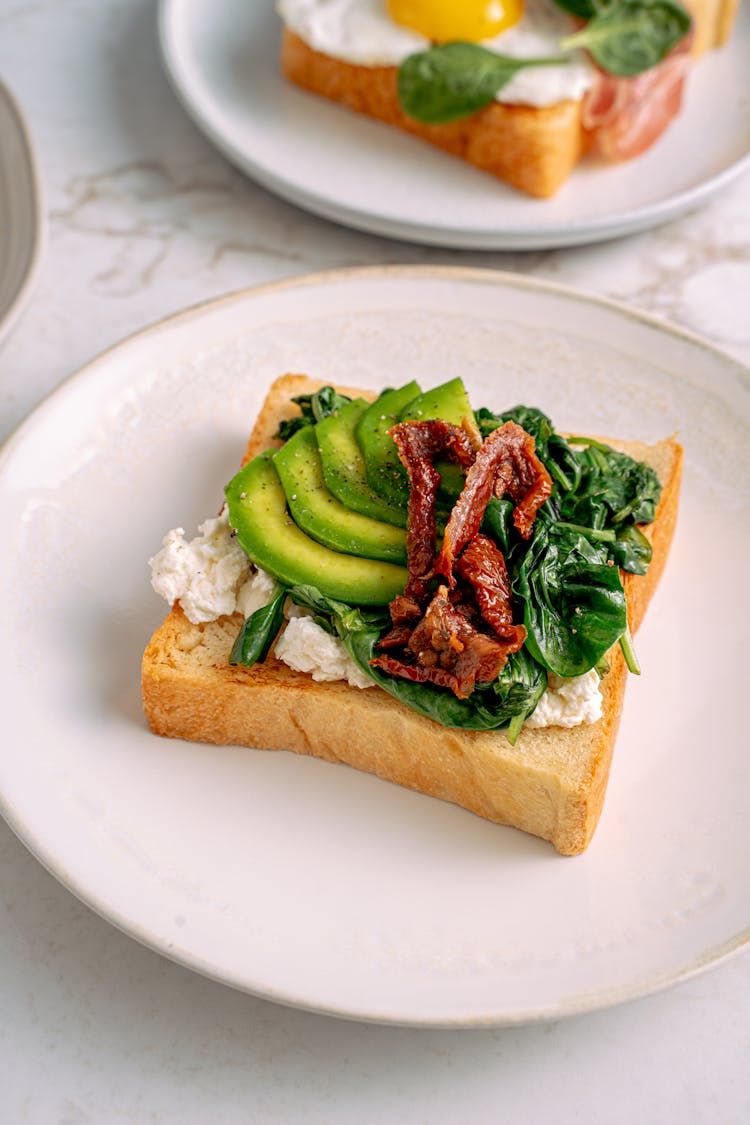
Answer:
582;33;693;161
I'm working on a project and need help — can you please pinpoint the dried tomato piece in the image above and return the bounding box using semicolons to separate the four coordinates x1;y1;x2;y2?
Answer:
374;583;519;699
406;586;474;661
455;534;526;648
452;633;512;697
375;416;544;702
377;623;415;650
436;421;552;582
369;653;462;695
391;420;478;605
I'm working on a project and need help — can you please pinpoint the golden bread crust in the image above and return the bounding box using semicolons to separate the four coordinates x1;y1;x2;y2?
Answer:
280;30;588;199
143;604;630;855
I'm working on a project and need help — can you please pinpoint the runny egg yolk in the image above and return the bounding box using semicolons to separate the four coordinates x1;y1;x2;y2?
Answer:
386;0;524;42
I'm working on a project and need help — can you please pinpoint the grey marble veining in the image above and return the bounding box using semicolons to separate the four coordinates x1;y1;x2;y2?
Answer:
0;2;749;1123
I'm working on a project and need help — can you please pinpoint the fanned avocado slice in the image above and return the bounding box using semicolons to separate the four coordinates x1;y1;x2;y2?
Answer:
273;426;407;564
355;381;422;508
355;377;477;508
316;398;407;528
225;453;408;606
400;377;477;500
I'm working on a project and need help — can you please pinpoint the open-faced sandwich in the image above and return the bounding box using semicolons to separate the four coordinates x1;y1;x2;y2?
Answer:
277;0;739;196
142;374;682;854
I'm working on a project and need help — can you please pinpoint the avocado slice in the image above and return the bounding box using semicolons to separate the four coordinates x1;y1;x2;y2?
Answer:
399;376;476;429
272;426;407;564
356;378;477;509
316;399;407;529
355;381;421;508
400;377;477;501
225;453;408;606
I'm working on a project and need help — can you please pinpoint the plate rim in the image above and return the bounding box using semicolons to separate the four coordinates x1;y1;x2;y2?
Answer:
156;0;750;251
0;78;45;345
1;264;749;1028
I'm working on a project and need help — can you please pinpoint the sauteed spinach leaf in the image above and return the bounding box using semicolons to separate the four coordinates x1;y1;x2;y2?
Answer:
229;586;286;667
276;386;352;441
516;526;628;677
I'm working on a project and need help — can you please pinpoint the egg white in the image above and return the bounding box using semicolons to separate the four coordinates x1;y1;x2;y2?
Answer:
277;0;596;107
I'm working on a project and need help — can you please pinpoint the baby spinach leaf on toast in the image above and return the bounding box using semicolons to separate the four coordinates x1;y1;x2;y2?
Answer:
230;587;287;668
560;0;692;78
517;526;628;677
276;386;353;441
398;43;568;125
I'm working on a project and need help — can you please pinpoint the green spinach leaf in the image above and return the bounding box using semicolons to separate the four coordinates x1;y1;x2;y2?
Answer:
229;587;287;668
276;386;352;441
398;42;568;125
561;438;661;548
609;523;653;575
561;0;692;78
551;0;598;16
517;526;628;677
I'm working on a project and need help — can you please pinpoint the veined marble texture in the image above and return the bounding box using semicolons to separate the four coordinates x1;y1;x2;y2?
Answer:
0;3;749;1125
1;0;749;443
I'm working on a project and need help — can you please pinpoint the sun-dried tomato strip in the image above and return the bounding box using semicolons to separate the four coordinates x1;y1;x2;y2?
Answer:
372;632;513;700
391;420;477;605
452;634;512;697
435;421;552;582
373;583;518;699
370;653;463;695
406;586;474;661
377;623;415;650
455;534;526;648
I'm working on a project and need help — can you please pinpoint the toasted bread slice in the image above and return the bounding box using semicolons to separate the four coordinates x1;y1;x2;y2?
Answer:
279;0;737;198
281;29;588;199
691;0;739;53
142;375;682;855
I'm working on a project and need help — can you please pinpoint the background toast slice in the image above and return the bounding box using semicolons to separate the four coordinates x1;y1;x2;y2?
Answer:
279;0;737;198
142;375;683;855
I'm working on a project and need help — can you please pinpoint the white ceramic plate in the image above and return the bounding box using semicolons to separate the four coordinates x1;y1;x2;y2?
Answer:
0;80;43;343
1;267;749;1026
158;0;750;251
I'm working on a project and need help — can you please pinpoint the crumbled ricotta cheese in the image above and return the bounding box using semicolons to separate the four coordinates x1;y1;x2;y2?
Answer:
149;509;256;625
524;669;603;729
237;567;280;618
274;615;375;689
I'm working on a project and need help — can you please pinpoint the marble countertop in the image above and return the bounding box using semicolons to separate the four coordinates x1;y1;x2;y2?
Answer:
1;2;749;1121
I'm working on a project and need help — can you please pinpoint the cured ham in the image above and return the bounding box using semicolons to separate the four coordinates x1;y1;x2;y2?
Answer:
582;32;694;161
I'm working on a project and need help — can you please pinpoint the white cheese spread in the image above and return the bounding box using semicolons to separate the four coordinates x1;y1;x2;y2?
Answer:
277;0;596;108
274;614;375;689
149;510;258;625
524;668;603;728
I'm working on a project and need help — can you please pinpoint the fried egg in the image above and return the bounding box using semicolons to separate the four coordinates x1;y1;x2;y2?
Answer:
277;0;596;107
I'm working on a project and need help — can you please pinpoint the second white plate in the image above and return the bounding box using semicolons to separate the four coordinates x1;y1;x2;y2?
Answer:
158;0;750;250
0;80;43;344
